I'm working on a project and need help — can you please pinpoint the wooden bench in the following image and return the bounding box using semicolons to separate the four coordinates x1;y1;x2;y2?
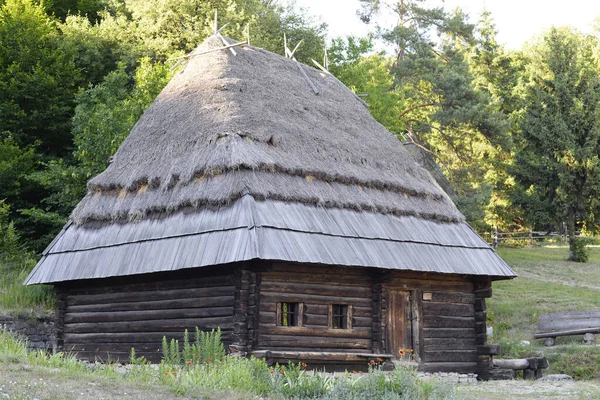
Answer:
534;310;600;346
250;350;395;370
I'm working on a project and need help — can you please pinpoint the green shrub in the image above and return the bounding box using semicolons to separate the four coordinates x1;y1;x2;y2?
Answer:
546;346;600;380
569;238;592;262
321;366;455;400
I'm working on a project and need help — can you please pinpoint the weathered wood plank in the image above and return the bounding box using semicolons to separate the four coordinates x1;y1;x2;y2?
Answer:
423;337;476;350
262;272;370;286
261;303;372;317
69;274;234;296
387;278;473;293
65;307;233;324
260;292;372;307
493;359;530;370
419;362;477;373
423;302;474;317
67;296;234;313
534;327;600;339
64;331;232;343
64;317;233;334
539;310;600;321
261;281;371;298
260;326;371;338
423;292;475;304
423;316;475;329
258;337;371;349
270;263;370;277
423;350;477;363
537;319;600;332
67;286;234;306
423;328;476;339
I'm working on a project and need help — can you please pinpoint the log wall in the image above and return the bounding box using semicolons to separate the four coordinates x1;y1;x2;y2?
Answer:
60;269;235;362
386;272;478;373
257;264;374;353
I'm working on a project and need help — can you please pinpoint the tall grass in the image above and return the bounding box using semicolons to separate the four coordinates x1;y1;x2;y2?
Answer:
154;329;455;399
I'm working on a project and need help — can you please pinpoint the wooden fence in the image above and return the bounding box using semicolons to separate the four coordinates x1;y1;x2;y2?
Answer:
482;229;594;248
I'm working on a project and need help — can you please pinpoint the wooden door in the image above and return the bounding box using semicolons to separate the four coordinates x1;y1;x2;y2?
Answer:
388;290;413;358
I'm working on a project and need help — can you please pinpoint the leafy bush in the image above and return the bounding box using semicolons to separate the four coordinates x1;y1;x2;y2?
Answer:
569;238;591;262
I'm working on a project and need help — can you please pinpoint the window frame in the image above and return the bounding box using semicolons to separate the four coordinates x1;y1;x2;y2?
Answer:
276;302;304;327
329;304;352;330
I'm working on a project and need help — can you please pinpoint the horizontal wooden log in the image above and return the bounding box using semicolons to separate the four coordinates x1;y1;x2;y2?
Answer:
270;263;370;277
423;328;476;339
65;306;233;324
67;286;234;306
258;336;371;350
66;343;165;353
534;327;600;339
537;319;600;332
423;338;476;351
387;279;473;293
419;362;478;374
260;326;371;339
423;302;474;318
68;274;234;296
260;292;371;307
251;350;388;363
64;331;232;344
539;310;600;321
477;344;501;355
65;316;233;334
424;292;475;304
493;359;529;370
261;303;372;318
67;296;234;313
423;350;477;363
262;272;370;286
261;281;371;298
423;316;475;329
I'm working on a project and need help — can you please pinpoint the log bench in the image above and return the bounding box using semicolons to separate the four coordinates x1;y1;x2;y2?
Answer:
534;310;600;346
250;350;395;370
493;357;549;380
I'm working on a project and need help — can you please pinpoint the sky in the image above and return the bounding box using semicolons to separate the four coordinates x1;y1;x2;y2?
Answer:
294;0;600;50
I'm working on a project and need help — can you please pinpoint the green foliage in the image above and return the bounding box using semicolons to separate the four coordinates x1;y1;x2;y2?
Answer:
545;346;600;380
0;0;80;153
570;238;592;262
512;28;600;259
161;328;225;367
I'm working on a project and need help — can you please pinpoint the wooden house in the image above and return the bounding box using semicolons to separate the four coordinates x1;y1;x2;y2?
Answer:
26;36;516;374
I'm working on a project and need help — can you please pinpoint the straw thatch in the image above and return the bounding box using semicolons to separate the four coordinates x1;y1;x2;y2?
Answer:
26;35;516;285
71;36;462;224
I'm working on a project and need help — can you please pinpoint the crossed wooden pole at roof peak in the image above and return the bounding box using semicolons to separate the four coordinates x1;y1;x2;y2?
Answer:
284;33;319;95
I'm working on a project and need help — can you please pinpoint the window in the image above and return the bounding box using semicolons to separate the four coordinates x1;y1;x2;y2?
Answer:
330;304;351;329
278;302;302;327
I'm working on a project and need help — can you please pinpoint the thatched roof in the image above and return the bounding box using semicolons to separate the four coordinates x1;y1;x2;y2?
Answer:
26;36;515;285
72;36;461;224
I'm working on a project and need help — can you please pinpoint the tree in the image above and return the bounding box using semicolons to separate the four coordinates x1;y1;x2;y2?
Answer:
0;0;80;155
355;1;510;231
512;27;600;261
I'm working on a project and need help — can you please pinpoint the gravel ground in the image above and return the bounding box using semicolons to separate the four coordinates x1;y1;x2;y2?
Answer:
457;378;600;400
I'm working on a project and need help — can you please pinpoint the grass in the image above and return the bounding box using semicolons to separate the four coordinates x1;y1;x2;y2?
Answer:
489;245;600;378
0;329;456;399
0;258;53;314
